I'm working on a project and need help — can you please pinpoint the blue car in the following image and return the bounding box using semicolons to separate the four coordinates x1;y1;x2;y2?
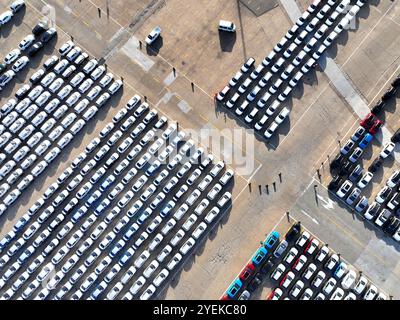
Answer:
359;133;373;149
252;247;268;266
334;262;348;279
227;279;242;298
264;231;280;249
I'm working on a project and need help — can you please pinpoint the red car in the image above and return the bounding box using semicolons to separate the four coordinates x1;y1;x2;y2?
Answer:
220;294;230;300
369;119;383;135
266;288;283;300
239;263;256;281
359;113;376;130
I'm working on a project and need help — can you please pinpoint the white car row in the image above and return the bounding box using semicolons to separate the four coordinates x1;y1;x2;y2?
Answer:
0;93;234;300
216;0;365;139
0;41;122;215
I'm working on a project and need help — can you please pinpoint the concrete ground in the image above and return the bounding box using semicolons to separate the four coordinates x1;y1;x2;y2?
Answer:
0;0;399;299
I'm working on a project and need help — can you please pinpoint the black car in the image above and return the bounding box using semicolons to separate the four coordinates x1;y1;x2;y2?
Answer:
384;217;400;236
32;22;48;37
330;153;345;171
28;42;44;57
391;77;400;88
368;158;383;173
0;63;6;74
41;28;57;43
349;165;363;182
246;274;263;293
391;128;400;143
285;222;301;242
382;87;396;101
371;100;385;116
328;176;342;192
338;160;354;177
259;258;274;275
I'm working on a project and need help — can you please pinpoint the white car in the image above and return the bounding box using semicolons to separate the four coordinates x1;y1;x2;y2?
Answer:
179;237;196;255
153;269;169;287
336;180;353;198
4;189;21;206
354;276;368;295
99;73;114;87
50;80;64;96
96;92;111;107
106;282;123;300
140;284;156;300
83;59;98;74
341;269;357;290
203;207;219;224
357;172;373;189
0;10;13;25
108;79;123;94
4;49;20;65
66;46;82;61
78;78;94;94
325;253;339;270
59;41;74;55
363;285;378;300
312;270;326;288
12;56;29;72
0;70;15;87
167;253;182;271
129;276;146;295
19;34;35;51
146;26;161;45
271;263;286;281
143;260;160;279
380;142;395;159
91;65;106;81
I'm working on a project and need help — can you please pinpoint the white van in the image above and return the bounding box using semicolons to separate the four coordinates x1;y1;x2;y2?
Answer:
218;20;236;32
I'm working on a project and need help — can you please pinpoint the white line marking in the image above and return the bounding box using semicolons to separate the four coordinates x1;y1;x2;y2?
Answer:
316;194;335;211
300;209;320;225
245;163;263;183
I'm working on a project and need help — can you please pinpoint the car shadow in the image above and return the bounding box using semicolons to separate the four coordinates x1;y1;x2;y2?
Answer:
0;7;26;39
218;30;237;53
146;36;163;57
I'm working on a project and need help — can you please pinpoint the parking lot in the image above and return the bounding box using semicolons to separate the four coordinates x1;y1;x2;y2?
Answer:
223;218;390;300
0;0;400;300
0;91;239;299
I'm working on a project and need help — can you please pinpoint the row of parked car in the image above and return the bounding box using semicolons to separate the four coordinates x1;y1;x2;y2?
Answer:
0;40;123;216
216;0;367;140
369;73;400;116
0;94;234;300
266;228;386;300
328;80;400;241
0;0;25;28
0;20;58;89
223;222;387;300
